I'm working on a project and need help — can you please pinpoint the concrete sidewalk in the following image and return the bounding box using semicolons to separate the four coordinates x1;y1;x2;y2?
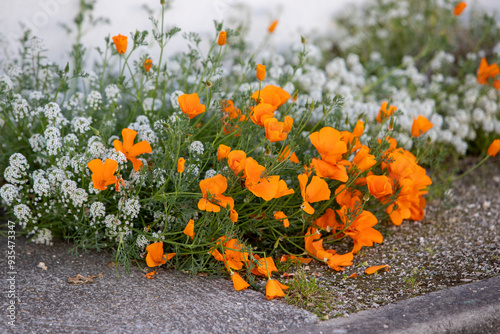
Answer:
1;237;499;334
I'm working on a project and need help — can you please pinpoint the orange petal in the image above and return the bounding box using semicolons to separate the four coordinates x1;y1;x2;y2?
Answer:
364;265;390;275
129;141;152;157
183;219;195;239
305;176;331;203
231;272;250;291
121;128;137;152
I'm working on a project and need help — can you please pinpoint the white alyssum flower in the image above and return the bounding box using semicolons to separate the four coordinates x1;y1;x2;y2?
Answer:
14;204;32;228
87;90;102;109
189;141;204;155
32;228;53;246
1;184;20;206
105;84;120;102
89;202;106;221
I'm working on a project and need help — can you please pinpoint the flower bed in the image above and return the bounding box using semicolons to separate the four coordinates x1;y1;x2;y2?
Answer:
0;0;499;300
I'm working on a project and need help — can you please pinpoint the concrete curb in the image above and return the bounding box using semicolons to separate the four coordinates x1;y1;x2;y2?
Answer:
292;275;500;334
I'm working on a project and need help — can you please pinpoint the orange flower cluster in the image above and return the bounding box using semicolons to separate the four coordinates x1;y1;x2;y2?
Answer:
376;102;397;123
477;58;500;89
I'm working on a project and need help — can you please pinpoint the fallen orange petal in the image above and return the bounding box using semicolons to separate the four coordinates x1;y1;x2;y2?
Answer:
364;265;390;275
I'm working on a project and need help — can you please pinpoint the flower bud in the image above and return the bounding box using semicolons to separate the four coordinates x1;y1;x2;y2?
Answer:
256;64;266;81
217;31;227;46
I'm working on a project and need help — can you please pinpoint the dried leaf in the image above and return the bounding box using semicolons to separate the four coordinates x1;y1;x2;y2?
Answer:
68;273;103;285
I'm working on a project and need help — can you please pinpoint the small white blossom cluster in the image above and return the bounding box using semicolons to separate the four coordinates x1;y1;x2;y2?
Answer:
87;90;102;110
31;228;53;246
127;115;158;145
105;84;120;103
13;204;33;228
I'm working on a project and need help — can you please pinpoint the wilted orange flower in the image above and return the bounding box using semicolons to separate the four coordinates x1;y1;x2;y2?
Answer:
223;239;248;270
113;128;152;171
477;58;500;88
298;174;331;214
339;208;383;254
230;272;249;291
266;279;288;300
365;265;390;275
146;242;166;267
217;31;227;46
264;118;288;142
178;93;206;119
183;219;195;239
251;255;278;277
314;208;341;232
144;59;153;72
177;157;185;173
268;20;279;33
87;159;118;191
227;150;247;175
366;175;393;199
230;209;238;223
250;103;276;126
251;85;291;107
280;255;312;264
278;146;299;163
487;139;500;157
376;102;397;123
112;34;127;54
453;2;466;16
256;64;266;81
411;116;433;137
221;100;243;120
274;211;289;228
198;174;234;212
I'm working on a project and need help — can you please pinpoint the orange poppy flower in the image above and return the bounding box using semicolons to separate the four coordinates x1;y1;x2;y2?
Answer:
113;128;152;171
146;242;167;267
145;269;158;279
112;34;127;54
183;219;195;239
283;116;293;133
198;174;234;212
256;64;266;81
144;59;153;72
385;200;412;226
251;85;291;107
177;157;185;173
366;175;393;199
221;100;242;120
266;279;289;300
453;2;466;16
230;272;249;291
246;175;279;201
223;239;248;270
339;208;383;254
335;185;362;208
87;158;118;191
280;255;312;264
217;31;227;46
487;139;500;157
352;120;365;137
365;265;390;275
250;103;276;126
376;102;397;123
278;146;299;163
230;209;238;223
216;145;231;161
298;174;331;214
264;118;288;142
352;145;377;171
274;211;289;228
477;58;500;88
314;208;341;232
411;115;433;137
178;93;206;119
251;255;278;277
311;158;349;182
227;150;247;175
310;127;347;158
268;20;279;33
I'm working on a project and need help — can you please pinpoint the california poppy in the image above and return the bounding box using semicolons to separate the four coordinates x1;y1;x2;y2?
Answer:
144;59;153;72
268;20;279;33
487;139;500;157
113;128;152;171
278;146;299;163
477;58;500;88
223;239;248;270
230;209;238;223
352;120;365;138
230;272;249;291
198;174;234;212
177;157;185;173
183;219;195;239
87;158;118;191
298;174;331;214
310;127;347;158
217;31;227;46
453;2;466;16
250;103;276;126
339;208;383;254
264;117;288;142
146;242;167;267
256;64;266;81
376;102;397;123
326;251;353;271
411;116;433;137
227;150;247;176
112;34;127;54
352;145;377;171
266;279;288;300
178;93;206;119
366;175;393;199
280;255;312;264
251;85;291;107
274;211;289;227
251;255;278;277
